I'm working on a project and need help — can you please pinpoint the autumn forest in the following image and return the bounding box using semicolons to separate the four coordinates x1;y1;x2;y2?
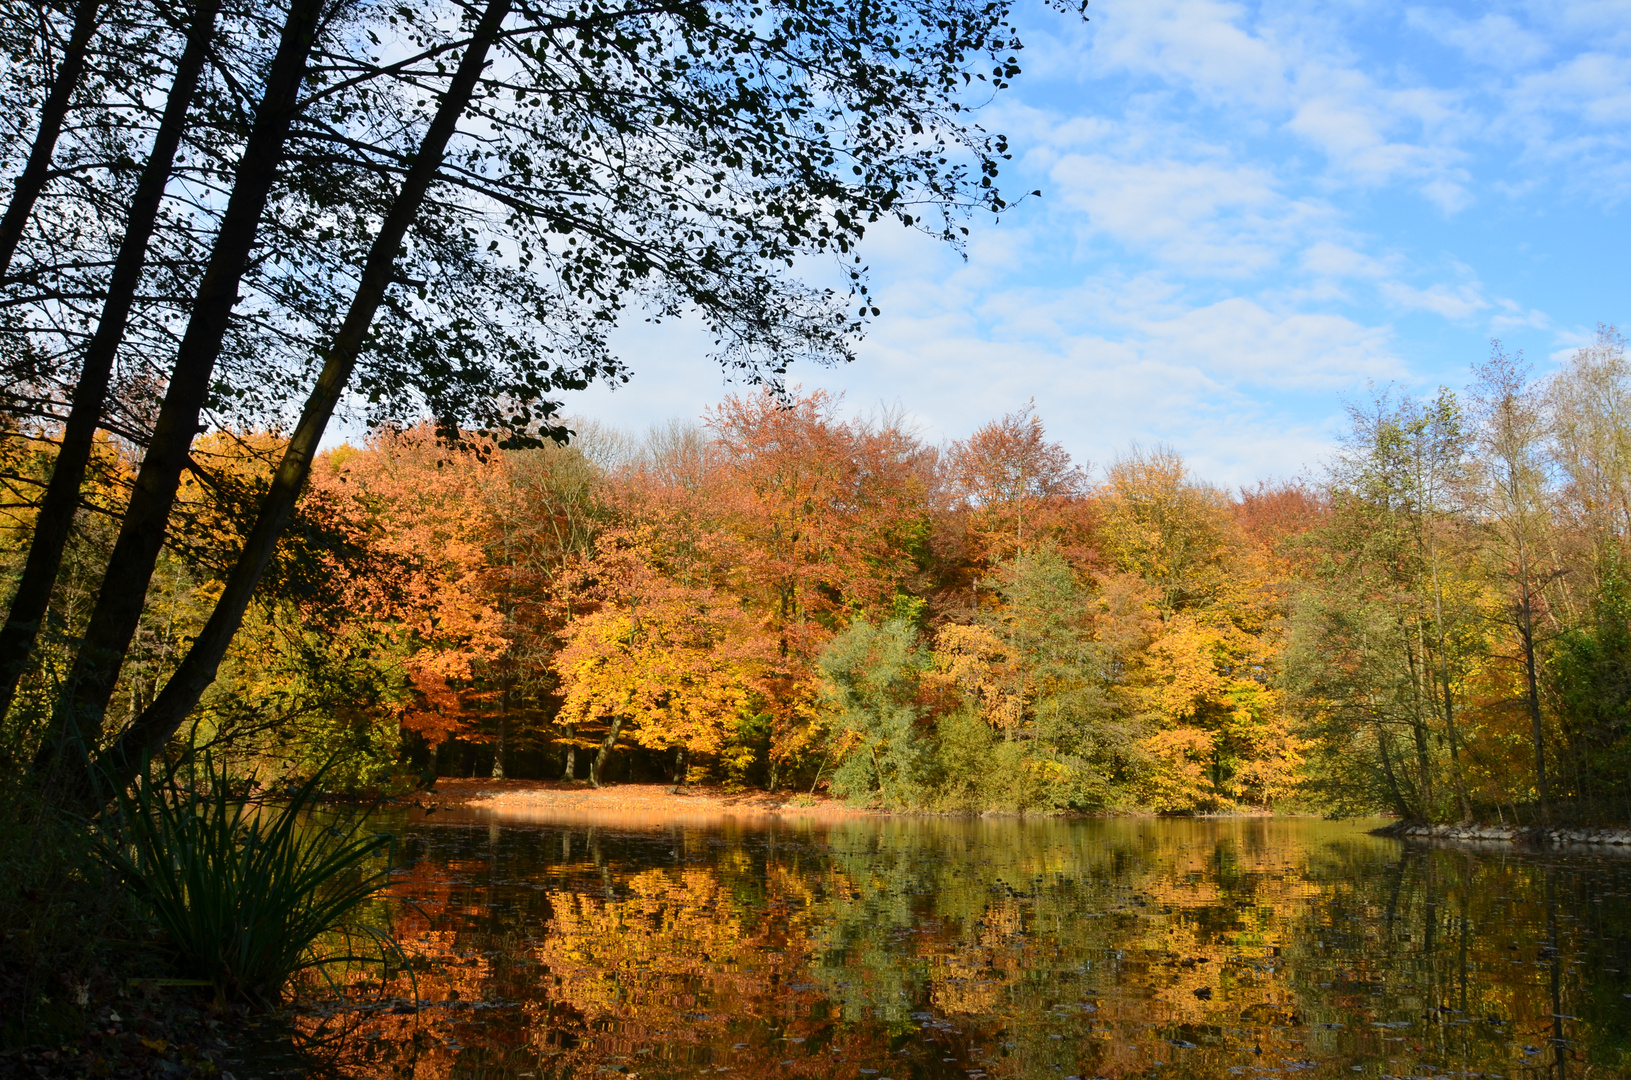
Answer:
7;331;1630;824
12;1;1631;1073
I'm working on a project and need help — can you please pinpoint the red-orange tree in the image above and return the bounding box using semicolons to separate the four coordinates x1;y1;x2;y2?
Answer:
704;391;935;782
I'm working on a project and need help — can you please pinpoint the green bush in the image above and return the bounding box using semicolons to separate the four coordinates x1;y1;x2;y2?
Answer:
819;618;939;809
95;757;397;1007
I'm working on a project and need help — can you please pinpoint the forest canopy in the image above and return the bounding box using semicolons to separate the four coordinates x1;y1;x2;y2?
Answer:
0;1;1625;826
10;330;1630;822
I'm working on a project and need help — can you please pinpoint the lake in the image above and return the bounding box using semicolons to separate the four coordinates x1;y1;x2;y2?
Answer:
291;811;1631;1079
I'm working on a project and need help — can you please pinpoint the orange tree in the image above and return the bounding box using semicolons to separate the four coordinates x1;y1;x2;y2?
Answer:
697;391;938;785
308;427;510;764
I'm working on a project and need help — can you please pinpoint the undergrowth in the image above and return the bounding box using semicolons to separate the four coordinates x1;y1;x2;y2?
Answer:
94;756;400;1007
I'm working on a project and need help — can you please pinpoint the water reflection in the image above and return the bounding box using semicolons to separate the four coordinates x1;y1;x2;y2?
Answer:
300;814;1631;1079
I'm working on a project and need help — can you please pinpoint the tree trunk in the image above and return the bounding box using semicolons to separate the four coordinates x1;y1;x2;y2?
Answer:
1520;573;1549;822
1411;714;1433;816
1405;630;1435;816
491;681;509;779
1429;544;1473;822
0;0;101;279
0;0;222;726
669;746;688;795
589;716;624;788
562;724;576;780
1438;656;1472;821
93;0;513;797
38;0;326;782
1376;720;1412;820
1444;711;1472;822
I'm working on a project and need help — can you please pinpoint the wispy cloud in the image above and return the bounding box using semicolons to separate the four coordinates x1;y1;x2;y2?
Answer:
1380;281;1489;321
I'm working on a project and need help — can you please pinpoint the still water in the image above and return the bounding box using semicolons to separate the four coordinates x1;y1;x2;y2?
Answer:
303;812;1631;1079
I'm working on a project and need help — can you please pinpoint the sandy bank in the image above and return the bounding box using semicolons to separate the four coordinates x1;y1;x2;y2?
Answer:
412;778;876;826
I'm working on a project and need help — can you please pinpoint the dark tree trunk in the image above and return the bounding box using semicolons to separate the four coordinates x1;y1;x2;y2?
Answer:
1412;713;1434;818
589;716;624;789
562;724;576;780
1520;575;1549;822
491;682;508;779
1376;721;1413;821
94;0;513;797
1441;674;1473;822
669;746;688;795
0;0;102;279
0;0;222;727
39;0;327;783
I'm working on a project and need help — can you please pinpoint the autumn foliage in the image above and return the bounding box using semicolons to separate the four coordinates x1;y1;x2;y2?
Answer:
19;338;1631;823
173;388;1307;813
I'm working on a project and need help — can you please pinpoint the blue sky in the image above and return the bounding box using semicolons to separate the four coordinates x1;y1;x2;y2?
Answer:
568;0;1631;486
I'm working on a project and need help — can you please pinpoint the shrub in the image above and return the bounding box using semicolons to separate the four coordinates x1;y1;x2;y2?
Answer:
95;756;397;1007
819;618;939;809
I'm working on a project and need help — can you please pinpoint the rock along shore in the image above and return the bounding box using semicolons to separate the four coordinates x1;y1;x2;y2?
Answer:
1374;820;1631;847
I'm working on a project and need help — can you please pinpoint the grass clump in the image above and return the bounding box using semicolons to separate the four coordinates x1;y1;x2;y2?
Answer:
95;756;397;1007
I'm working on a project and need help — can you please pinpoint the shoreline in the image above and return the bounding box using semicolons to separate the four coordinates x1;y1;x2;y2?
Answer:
414;778;880;821
401;781;1320;826
1373;820;1631;847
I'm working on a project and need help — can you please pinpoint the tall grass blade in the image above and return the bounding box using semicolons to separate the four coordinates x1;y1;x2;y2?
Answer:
94;755;399;1006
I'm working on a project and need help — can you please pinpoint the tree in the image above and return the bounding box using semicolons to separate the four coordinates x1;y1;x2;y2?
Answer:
1292;388;1483;821
477;441;608;777
945;401;1090;565
553;541;757;787
1099;448;1297;811
0;0;103;278
0;0;222;723
36;0;332;779
707;390;933;784
8;0;1080;798
1471;346;1556;819
977;548;1137;810
818;617;938;809
1545;328;1631;800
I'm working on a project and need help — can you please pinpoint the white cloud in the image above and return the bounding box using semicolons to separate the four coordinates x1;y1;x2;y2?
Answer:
1380;281;1490;321
1490;299;1552;333
1404;10;1551;69
1071;1;1481;207
1088;0;1293;107
1050;153;1326;273
1133;297;1402;389
1299;241;1391;279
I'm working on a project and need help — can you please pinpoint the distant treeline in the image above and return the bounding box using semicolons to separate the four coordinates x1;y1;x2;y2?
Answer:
6;332;1631;821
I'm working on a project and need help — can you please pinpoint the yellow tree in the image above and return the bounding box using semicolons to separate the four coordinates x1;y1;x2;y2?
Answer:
553;540;760;786
1099;448;1301;810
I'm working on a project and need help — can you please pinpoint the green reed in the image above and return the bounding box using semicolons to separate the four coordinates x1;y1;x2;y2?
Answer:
94;756;397;1007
